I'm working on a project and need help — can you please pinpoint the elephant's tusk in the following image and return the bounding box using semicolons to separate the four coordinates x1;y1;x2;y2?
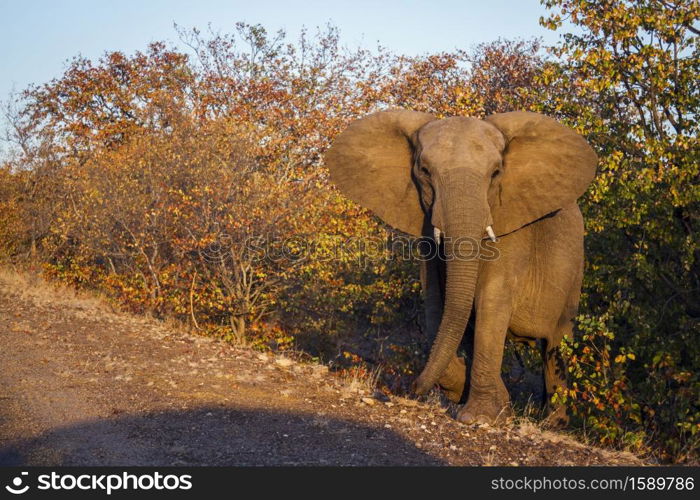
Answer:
433;227;442;245
486;225;497;242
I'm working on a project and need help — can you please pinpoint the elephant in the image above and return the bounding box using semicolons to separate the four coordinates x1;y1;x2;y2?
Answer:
325;110;597;425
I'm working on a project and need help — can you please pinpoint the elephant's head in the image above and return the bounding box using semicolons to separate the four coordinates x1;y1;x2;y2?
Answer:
325;110;597;395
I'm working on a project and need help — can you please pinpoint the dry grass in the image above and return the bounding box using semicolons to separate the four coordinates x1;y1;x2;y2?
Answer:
338;365;382;398
0;266;113;314
505;400;644;464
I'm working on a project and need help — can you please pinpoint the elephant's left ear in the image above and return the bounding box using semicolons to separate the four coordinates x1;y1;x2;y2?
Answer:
485;111;598;236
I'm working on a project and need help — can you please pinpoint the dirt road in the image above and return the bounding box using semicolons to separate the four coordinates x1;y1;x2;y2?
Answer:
0;272;642;466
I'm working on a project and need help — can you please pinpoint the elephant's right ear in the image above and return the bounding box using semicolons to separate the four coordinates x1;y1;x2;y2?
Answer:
325;109;435;236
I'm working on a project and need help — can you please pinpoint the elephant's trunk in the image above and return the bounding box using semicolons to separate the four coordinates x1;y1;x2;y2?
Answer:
414;171;486;395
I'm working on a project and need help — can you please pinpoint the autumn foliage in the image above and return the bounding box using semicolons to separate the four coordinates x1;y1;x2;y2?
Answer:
1;2;698;463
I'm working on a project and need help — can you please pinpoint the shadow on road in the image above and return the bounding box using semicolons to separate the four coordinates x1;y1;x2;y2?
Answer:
0;405;444;466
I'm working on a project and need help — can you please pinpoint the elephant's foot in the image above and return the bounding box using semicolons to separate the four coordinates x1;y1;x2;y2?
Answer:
438;356;467;403
456;380;511;425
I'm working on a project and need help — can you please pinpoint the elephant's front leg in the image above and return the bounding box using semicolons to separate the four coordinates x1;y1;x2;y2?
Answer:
457;286;512;424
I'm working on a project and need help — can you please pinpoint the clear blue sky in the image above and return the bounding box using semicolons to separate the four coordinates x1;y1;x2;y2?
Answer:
0;0;566;101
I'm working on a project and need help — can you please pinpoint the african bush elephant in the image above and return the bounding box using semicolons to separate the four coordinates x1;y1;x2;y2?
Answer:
325;110;597;425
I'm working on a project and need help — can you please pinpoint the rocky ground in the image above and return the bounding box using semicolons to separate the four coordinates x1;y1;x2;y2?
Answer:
0;270;644;466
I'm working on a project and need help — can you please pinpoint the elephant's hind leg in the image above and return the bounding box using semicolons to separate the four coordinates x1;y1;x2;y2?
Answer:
542;279;580;427
542;335;569;427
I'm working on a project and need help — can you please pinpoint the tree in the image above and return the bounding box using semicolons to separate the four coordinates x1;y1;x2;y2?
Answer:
540;0;699;461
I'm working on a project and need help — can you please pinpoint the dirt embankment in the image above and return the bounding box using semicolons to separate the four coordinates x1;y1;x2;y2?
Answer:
0;271;643;466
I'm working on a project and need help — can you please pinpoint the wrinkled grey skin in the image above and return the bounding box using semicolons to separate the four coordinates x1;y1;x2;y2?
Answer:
325;110;597;424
